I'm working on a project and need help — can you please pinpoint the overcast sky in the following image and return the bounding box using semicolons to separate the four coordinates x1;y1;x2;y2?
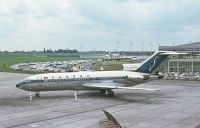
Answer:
0;0;200;51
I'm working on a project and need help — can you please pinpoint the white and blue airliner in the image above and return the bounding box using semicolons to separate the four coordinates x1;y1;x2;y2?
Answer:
16;51;180;100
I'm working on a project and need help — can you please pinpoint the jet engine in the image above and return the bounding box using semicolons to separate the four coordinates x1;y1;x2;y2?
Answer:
127;74;150;81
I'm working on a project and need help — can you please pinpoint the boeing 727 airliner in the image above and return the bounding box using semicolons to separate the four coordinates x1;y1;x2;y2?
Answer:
16;51;180;100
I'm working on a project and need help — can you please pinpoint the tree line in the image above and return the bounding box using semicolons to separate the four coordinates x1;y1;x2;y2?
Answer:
0;49;79;53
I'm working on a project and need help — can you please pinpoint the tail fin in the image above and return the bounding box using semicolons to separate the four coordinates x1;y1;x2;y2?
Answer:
135;51;170;74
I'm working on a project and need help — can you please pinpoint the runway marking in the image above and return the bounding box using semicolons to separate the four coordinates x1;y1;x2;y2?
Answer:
0;86;13;89
28;123;40;127
5;100;140;128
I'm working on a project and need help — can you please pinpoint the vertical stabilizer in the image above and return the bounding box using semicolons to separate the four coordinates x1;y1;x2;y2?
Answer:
135;51;169;74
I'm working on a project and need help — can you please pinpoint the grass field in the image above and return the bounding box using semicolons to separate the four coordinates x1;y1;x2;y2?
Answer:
0;53;92;73
92;60;132;71
0;53;136;73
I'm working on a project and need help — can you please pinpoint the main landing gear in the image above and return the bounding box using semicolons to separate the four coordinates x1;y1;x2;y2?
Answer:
100;89;106;94
35;92;40;98
107;90;115;96
100;89;115;96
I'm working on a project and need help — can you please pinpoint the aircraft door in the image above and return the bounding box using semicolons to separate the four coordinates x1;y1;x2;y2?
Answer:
37;76;43;86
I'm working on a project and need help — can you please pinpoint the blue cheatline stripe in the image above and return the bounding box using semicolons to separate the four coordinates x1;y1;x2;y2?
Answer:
27;76;127;84
136;52;168;74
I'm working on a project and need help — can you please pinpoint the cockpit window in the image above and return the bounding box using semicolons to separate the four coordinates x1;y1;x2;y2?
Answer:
24;79;31;84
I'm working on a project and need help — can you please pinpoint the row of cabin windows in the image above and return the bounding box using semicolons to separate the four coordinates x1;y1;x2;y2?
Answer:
41;76;125;82
49;75;90;80
45;75;125;80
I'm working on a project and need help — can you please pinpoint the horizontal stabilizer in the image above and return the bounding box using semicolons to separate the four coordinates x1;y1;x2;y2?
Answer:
83;83;161;91
160;52;188;55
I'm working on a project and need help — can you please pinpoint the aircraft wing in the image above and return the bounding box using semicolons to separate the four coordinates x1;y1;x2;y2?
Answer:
83;83;161;91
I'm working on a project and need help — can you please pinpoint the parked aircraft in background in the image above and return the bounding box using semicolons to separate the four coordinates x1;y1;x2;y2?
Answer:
16;51;181;100
105;52;139;60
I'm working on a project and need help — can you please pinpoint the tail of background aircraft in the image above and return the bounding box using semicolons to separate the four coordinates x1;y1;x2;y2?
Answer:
135;51;172;74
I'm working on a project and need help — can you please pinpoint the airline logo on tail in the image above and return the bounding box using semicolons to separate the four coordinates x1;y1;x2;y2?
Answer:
149;56;159;72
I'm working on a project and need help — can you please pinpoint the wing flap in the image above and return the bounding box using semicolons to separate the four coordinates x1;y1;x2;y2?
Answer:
116;86;161;91
83;83;118;89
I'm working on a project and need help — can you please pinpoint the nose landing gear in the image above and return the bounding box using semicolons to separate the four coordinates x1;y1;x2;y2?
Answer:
74;90;78;100
29;92;32;101
29;92;40;101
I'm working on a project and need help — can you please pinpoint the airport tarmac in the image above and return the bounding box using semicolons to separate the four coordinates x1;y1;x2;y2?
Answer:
0;72;200;128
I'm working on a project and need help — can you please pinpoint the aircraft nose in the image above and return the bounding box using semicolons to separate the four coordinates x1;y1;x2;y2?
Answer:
16;82;23;89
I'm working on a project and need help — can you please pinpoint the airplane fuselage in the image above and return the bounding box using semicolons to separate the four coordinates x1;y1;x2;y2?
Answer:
16;71;156;92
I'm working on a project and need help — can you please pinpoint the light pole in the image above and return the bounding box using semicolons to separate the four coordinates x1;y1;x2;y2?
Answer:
130;42;133;51
116;41;120;52
80;45;83;52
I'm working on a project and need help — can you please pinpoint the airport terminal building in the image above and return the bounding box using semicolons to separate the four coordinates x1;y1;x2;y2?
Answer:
158;42;200;73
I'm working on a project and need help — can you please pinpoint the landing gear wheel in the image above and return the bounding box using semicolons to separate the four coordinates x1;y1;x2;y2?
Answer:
100;89;106;94
35;92;40;98
107;90;115;97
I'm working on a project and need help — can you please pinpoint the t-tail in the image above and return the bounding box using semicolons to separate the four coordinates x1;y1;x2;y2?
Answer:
135;51;174;74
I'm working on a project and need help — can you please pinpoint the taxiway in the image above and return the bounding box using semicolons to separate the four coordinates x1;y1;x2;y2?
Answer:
0;72;200;128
